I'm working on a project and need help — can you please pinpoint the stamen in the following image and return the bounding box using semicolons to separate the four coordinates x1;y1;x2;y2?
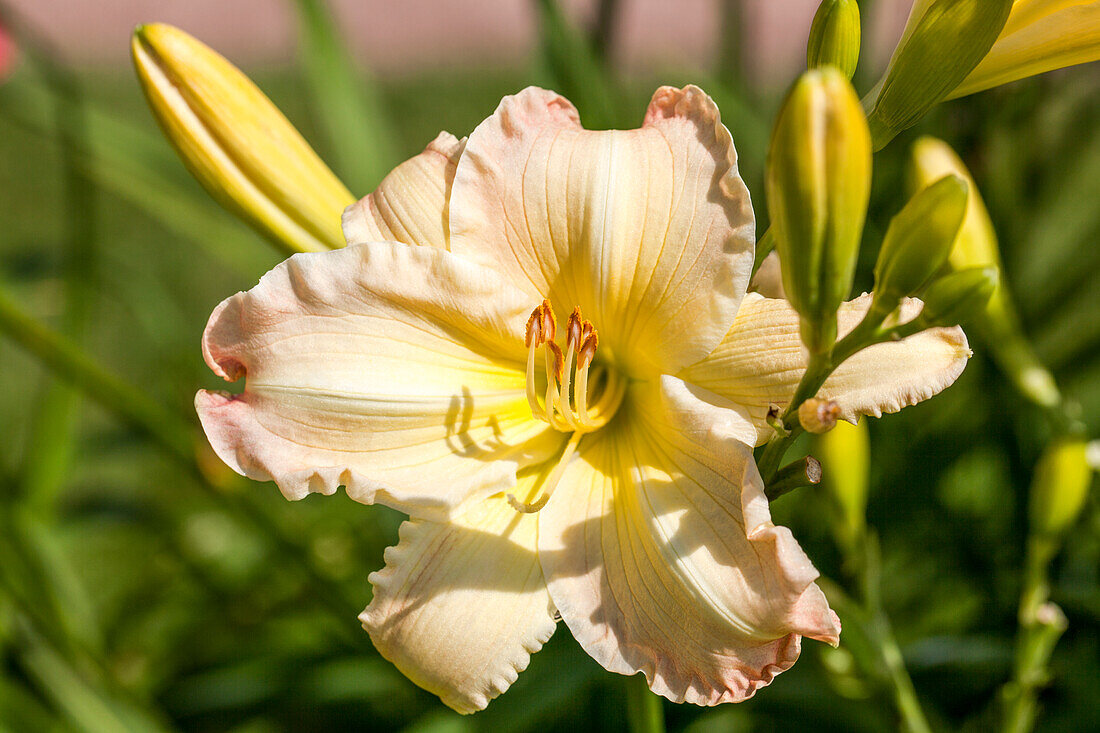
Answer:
524;308;542;348
577;332;598;369
558;325;579;427
507;432;583;513
522;303;621;434
525;305;548;421
566;307;583;348
574;332;600;428
539;299;556;343
544;342;571;431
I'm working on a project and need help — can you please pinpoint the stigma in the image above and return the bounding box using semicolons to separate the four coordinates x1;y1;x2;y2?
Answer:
524;301;624;435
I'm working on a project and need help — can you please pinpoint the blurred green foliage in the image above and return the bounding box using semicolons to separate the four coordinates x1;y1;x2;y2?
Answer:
1;1;1098;731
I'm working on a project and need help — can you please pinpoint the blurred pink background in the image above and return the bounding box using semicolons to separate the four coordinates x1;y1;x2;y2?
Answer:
8;0;913;83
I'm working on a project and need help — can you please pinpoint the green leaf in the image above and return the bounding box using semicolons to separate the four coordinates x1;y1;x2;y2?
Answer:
533;0;625;129
292;0;401;193
0;78;272;278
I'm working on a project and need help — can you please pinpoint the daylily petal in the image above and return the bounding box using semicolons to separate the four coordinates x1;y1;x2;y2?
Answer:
448;85;755;376
748;251;786;300
362;467;558;714
950;2;1100;99
197;240;563;519
679;293;972;445
342;132;465;248
538;376;839;705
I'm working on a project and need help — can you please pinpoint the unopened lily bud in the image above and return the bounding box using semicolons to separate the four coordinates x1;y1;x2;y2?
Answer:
767;68;871;355
816;419;869;551
918;266;997;327
909;138;1001;274
950;2;1100;99
806;0;861;80
909;136;1061;409
1029;438;1094;538
799;398;841;434
872;174;968;311
132;23;354;255
864;0;1013;149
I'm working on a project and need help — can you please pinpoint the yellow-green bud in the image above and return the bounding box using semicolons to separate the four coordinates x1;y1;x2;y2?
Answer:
909;136;1061;409
908;137;1000;273
919;266;998;327
131;23;354;255
864;0;1014;150
1029;438;1094;538
817;419;869;552
767;68;871;355
872;174;968;311
807;0;861;80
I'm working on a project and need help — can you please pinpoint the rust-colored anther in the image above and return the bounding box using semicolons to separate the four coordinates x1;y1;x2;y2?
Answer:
566;307;583;348
581;319;594;342
525;306;543;348
547;342;565;383
577;332;599;369
540;299;556;342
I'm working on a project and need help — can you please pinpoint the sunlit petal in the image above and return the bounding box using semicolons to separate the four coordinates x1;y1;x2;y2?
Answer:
197;241;563;519
448;85;754;376
951;2;1100;98
538;376;839;705
362;469;557;714
679;293;971;444
342;132;465;248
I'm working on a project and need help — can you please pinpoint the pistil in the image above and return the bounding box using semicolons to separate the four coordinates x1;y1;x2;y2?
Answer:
507;431;583;513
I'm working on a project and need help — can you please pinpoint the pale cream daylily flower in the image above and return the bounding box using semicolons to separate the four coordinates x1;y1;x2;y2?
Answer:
197;86;971;713
950;0;1100;98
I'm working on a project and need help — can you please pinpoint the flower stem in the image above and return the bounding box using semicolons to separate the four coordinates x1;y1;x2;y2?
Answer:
751;226;776;278
877;619;934;733
1000;538;1068;733
760;305;909;486
625;675;664;733
0;287;368;634
0;286;195;462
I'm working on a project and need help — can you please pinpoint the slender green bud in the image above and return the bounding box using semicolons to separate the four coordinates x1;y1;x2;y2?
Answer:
864;0;1014;150
817;419;869;553
767;68;871;355
132;23;354;255
807;0;861;80
919;266;998;327
1029;438;1094;538
909;136;1061;409
872;174;968;311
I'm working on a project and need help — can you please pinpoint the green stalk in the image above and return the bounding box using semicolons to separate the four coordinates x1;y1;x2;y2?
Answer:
293;0;400;193
0;287;194;462
625;674;665;733
826;537;934;733
1;0;97;517
876;616;934;733
751;227;776;278
1000;539;1068;733
717;0;746;93
0;287;367;633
